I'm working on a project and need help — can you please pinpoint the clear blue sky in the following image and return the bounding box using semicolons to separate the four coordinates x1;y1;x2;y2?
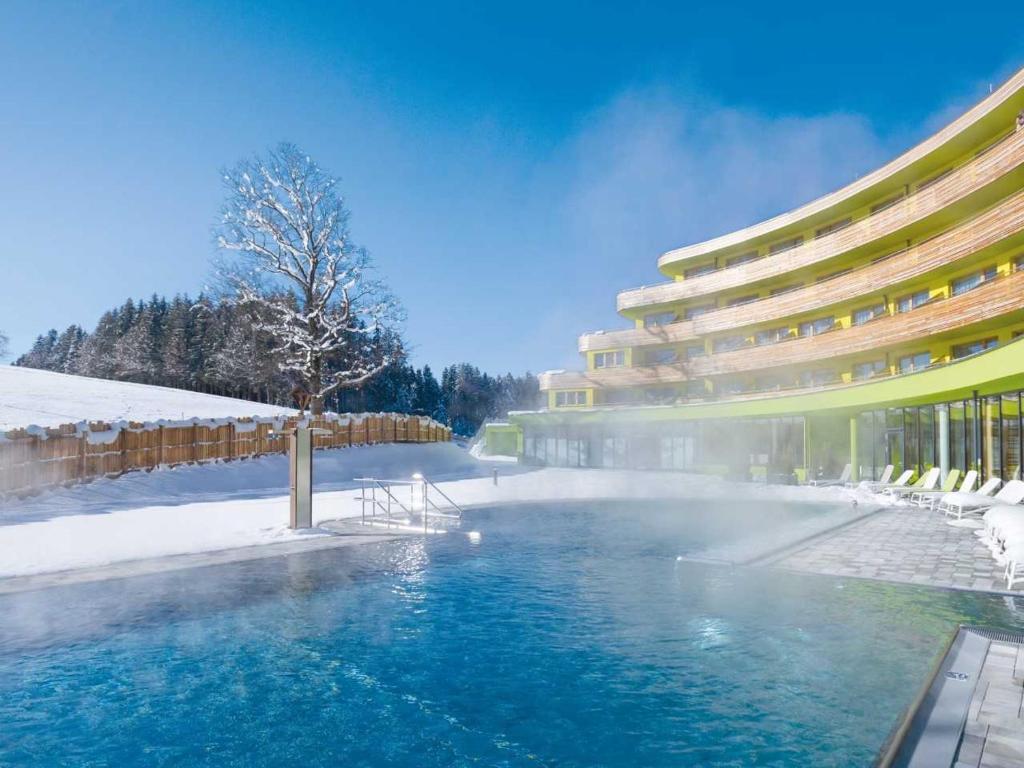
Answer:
2;1;1023;374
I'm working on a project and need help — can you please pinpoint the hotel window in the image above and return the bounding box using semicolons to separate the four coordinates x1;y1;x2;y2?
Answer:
897;352;931;373
852;360;887;380
1013;254;1024;272
951;266;997;296
798;369;837;387
602;389;635;406
593;350;625;369
684;344;707;359
872;248;906;265
725;250;759;267
816;268;852;283
852;303;887;326
726;294;759;307
754;326;791;346
768;236;803;255
643;387;678;405
555;390;587;407
684;380;708;398
896;290;930;313
712;335;747;353
683;303;716;320
952;338;998;359
644;348;678;366
754;375;787;391
916;168;953;192
871;193;905;214
770;283;803;296
684;262;717;278
643;311;676;328
815;217;852;238
797;316;835;337
717;379;748;395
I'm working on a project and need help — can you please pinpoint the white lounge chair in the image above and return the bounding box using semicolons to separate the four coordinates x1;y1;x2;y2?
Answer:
940;478;1006;519
911;469;970;510
863;469;914;494
885;467;941;500
855;464;893;489
809;463;851;487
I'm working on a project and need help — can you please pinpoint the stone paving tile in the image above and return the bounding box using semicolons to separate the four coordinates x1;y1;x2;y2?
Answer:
770;505;1019;594
955;640;1024;768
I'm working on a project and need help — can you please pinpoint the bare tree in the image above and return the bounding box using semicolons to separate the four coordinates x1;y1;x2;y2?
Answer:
0;330;8;359
216;143;402;414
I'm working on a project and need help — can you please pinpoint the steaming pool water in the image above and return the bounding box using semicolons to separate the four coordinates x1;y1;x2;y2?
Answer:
3;498;1024;767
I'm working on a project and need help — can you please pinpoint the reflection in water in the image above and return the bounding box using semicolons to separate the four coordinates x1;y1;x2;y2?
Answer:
2;499;1023;768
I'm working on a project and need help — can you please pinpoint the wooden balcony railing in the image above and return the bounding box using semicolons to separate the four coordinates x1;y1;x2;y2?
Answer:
580;185;1024;353
656;66;1024;271
623;128;1024;308
543;269;1024;390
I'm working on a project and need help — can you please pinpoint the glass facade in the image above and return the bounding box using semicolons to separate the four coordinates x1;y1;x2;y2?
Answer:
854;389;1024;481
521;417;805;480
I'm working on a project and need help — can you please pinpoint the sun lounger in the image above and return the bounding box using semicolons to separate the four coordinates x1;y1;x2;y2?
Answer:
854;464;893;489
910;469;971;510
862;469;913;494
943;479;1024;520
809;463;851;487
884;467;941;500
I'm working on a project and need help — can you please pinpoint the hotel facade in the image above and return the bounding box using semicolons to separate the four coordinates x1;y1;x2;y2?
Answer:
502;68;1024;483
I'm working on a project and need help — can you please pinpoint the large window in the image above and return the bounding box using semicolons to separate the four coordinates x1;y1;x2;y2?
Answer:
952;338;998;359
951;266;997;296
897;352;931;373
852;303;887;326
797;316;835;337
815;217;852;238
768;236;803;255
644;348;678;366
726;294;759;307
555;390;587;407
684;262;717;279
798;369;837;387
712;335;747;353
1013;254;1024;272
896;290;930;313
852;360;887;380
643;311;676;328
725;250;759;267
684;344;707;359
643;387;678;405
601;389;635;406
770;283;803;296
683;303;716;320
754;326;791;346
593;350;625;368
871;193;904;214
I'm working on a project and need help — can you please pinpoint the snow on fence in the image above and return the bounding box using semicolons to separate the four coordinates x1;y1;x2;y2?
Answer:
0;413;451;497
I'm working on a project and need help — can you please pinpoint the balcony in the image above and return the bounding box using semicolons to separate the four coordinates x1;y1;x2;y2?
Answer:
655;68;1024;273
545;268;1024;391
579;184;1024;354
624;127;1024;307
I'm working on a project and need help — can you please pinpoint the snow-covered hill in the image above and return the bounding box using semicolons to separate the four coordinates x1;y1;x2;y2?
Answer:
0;366;294;431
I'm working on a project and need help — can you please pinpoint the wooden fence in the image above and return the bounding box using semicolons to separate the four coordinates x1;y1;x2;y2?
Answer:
0;413;452;497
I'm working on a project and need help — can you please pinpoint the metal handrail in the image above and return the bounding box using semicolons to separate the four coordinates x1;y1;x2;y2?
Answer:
354;475;463;532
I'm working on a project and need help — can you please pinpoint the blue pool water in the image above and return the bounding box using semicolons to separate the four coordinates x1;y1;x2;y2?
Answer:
3;499;1024;767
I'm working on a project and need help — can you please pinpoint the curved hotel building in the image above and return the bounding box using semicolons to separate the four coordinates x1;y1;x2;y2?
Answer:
507;68;1024;483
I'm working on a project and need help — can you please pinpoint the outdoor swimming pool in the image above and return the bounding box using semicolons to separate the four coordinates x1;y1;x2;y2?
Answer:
2;498;1023;766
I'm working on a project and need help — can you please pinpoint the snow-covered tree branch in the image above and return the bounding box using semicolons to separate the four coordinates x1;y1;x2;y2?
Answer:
0;331;8;359
216;143;403;414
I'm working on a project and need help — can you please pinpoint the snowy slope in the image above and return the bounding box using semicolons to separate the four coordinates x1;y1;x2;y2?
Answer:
0;365;294;431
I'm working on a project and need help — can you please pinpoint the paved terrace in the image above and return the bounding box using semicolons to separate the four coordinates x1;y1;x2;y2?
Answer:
757;505;1016;594
956;636;1024;768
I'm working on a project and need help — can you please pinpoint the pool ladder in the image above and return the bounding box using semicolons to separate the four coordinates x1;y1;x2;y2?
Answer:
354;475;464;533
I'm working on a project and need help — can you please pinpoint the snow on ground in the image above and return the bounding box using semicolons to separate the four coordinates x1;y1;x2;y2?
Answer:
0;366;294;431
0;442;853;579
